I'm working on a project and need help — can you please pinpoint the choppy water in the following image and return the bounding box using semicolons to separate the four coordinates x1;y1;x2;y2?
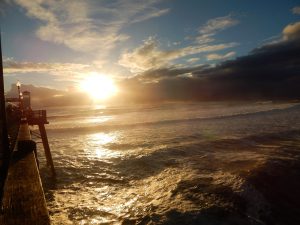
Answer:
35;102;300;225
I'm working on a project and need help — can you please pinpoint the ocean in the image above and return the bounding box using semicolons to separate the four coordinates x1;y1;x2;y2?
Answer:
34;101;300;225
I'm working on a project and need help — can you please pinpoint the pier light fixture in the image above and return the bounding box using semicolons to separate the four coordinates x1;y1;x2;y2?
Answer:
16;80;21;97
16;81;23;112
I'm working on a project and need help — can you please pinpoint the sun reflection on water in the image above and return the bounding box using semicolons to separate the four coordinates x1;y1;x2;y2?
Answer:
91;133;116;145
86;116;112;124
85;132;120;159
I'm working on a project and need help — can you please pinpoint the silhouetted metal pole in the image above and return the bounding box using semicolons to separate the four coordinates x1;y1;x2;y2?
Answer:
0;28;10;201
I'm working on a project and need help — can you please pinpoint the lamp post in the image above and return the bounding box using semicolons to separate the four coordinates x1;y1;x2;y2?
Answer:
16;81;23;114
16;80;21;96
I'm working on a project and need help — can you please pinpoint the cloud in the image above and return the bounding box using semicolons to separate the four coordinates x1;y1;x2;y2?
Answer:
137;65;208;81
119;37;237;73
283;21;300;40
196;15;239;44
6;84;91;107
292;6;300;14
199;15;239;34
186;58;200;64
9;19;300;106
131;8;170;24
3;58;91;83
117;20;300;102
206;51;236;61
119;15;240;74
12;0;169;55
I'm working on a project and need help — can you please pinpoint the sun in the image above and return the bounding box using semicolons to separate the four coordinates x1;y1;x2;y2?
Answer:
80;72;118;100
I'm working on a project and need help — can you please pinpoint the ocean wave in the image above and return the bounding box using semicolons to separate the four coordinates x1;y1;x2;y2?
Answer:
40;108;300;225
46;103;175;119
46;103;300;133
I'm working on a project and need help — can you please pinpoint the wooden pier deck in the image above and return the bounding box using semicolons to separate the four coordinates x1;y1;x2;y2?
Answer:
0;122;50;225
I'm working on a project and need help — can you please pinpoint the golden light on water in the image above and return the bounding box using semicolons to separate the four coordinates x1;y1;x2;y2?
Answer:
87;132;120;159
91;133;116;145
86;116;112;124
80;72;118;100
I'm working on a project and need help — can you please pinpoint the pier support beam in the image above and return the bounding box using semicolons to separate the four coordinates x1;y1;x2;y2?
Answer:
38;124;56;177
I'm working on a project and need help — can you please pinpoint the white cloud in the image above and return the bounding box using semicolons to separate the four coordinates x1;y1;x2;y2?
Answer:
131;8;170;24
13;0;169;56
292;6;300;14
196;15;239;44
195;33;215;44
206;51;236;61
119;37;237;72
186;58;200;64
3;58;91;82
199;15;239;34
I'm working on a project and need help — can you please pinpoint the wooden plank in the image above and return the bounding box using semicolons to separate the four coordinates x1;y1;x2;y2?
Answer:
0;123;50;225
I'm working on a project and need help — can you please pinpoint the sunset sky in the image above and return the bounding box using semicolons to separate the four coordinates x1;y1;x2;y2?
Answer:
1;0;300;103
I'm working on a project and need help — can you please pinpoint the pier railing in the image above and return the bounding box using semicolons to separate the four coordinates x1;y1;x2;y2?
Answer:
0;121;51;224
26;110;49;125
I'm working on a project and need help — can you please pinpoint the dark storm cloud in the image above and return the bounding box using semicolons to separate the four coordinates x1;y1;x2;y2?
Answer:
190;27;300;99
138;65;209;81
122;21;300;102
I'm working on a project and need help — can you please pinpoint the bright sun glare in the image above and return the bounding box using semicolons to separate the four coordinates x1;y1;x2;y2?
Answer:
80;73;118;100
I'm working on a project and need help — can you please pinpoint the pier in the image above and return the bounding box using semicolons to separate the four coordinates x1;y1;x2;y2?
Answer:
0;122;51;225
0;34;51;224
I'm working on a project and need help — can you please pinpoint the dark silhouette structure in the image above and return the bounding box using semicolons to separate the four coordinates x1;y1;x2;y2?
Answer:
0;30;10;202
